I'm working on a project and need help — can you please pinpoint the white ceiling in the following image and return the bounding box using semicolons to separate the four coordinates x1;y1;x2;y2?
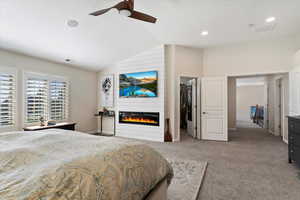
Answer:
1;0;300;71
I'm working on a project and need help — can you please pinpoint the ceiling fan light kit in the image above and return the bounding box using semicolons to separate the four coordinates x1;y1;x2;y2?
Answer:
90;0;157;24
119;9;132;17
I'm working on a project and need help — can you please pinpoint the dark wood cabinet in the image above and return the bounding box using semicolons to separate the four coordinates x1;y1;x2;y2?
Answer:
24;122;76;131
288;116;300;167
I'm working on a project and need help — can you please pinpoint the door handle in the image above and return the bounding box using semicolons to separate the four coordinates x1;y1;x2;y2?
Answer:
202;112;207;114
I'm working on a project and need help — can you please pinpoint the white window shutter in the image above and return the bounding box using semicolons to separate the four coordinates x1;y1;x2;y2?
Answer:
0;73;16;126
26;77;48;123
50;80;68;121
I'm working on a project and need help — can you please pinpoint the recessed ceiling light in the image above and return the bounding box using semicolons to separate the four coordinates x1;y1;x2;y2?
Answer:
67;19;79;28
201;31;208;36
265;17;276;23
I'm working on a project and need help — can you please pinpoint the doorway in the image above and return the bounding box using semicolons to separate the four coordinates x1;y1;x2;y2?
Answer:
236;77;266;129
227;72;289;143
180;77;198;140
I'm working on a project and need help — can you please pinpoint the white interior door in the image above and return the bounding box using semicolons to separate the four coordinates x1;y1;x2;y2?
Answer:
187;79;197;138
201;77;228;141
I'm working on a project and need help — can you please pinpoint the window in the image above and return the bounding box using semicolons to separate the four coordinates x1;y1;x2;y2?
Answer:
0;73;16;127
50;80;68;121
26;77;48;123
25;73;68;123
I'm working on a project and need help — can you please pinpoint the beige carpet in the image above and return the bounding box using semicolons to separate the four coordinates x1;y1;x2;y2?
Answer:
167;159;207;200
145;129;300;200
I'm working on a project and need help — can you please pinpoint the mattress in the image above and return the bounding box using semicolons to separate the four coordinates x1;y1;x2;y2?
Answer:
0;129;173;200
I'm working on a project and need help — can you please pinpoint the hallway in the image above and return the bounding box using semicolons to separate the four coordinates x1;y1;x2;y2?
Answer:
148;127;300;200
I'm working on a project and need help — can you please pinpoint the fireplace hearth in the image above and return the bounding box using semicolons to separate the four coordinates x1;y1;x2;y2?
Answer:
119;111;159;126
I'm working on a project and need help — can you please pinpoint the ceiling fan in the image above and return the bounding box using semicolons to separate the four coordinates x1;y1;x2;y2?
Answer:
90;0;157;24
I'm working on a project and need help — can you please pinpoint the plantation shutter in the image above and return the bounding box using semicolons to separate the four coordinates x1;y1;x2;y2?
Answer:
26;77;48;123
0;73;16;126
50;80;68;120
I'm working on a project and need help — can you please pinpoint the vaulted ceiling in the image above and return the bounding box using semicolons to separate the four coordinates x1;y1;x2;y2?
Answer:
1;0;300;71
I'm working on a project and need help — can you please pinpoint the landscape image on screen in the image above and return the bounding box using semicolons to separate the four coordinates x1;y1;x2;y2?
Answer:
119;71;158;97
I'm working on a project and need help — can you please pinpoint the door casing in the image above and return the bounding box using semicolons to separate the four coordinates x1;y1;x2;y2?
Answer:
177;76;201;141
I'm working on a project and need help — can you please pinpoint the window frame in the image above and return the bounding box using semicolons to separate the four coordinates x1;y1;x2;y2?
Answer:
23;72;69;126
0;66;17;130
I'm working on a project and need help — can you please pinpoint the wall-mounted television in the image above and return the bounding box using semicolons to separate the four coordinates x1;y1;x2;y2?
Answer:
119;71;158;98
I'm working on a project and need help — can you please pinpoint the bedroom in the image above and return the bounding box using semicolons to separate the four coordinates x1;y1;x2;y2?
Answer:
1;0;300;200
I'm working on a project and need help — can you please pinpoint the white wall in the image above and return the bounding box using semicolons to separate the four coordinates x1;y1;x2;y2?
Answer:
0;49;98;133
290;50;300;116
203;36;300;76
294;50;300;67
201;35;300;142
98;45;204;142
96;36;300;142
236;85;265;122
164;37;300;138
97;46;165;142
165;45;203;141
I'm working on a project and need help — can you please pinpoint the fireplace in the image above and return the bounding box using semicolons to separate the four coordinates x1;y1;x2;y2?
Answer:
119;111;160;126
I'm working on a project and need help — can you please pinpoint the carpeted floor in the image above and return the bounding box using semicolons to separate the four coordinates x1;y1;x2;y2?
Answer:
236;120;262;128
145;127;300;200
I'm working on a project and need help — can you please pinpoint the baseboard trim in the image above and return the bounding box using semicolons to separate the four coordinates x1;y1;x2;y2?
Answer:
228;128;237;131
173;138;180;142
85;130;98;134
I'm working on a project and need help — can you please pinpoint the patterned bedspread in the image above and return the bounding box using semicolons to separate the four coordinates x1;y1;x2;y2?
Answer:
0;129;173;200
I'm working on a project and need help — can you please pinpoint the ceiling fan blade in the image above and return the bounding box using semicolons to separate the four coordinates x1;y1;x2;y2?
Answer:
129;11;157;23
90;2;127;16
90;8;112;16
114;1;128;10
128;0;134;10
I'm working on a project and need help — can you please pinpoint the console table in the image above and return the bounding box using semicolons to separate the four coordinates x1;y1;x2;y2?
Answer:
24;122;76;131
288;116;300;167
95;110;115;136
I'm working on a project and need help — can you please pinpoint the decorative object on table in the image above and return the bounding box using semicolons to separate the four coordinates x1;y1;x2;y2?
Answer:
103;107;109;115
167;159;207;200
95;110;116;136
47;120;56;126
119;70;158;98
100;75;114;107
164;118;172;142
39;116;46;126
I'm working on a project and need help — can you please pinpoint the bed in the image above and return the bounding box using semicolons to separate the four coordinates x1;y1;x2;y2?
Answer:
0;129;173;200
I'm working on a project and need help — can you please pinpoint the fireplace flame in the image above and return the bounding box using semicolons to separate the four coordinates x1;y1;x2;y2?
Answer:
122;117;158;124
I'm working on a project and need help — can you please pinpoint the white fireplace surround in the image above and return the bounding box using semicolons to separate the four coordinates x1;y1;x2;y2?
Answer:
97;46;165;142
